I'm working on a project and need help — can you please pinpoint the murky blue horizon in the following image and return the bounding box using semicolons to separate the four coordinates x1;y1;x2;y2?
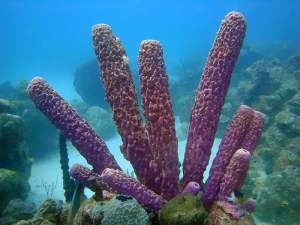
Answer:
1;0;299;99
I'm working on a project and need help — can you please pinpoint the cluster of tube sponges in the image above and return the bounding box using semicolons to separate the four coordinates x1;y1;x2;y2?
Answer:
27;11;264;217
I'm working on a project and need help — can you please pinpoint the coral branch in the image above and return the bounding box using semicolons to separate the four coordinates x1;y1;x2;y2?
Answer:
218;148;251;200
203;105;253;208
182;181;201;195
100;168;166;212
183;12;247;186
138;40;179;199
27;77;120;173
92;24;160;193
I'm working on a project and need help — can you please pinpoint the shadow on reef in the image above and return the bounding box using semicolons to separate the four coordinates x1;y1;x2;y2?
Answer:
17;11;268;225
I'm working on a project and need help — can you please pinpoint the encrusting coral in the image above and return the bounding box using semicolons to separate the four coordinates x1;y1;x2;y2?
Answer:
27;11;265;223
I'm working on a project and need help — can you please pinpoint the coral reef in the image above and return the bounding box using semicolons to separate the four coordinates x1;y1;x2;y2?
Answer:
0;80;58;159
15;199;65;225
74;195;149;225
217;49;300;224
0;100;32;214
0;199;36;225
27;12;264;224
0;169;29;213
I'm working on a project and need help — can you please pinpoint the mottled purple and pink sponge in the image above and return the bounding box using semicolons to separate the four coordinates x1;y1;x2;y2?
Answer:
27;11;264;218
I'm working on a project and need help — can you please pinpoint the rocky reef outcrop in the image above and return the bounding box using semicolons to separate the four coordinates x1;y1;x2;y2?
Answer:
15;199;65;225
171;49;300;225
73;60;109;108
238;55;300;225
0;80;58;159
0;99;32;214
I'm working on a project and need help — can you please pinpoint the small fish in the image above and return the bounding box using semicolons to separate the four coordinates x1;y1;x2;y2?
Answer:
233;190;244;204
234;190;244;198
228;190;244;204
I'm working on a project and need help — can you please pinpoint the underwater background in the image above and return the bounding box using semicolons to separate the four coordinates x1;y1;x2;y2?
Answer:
0;1;299;225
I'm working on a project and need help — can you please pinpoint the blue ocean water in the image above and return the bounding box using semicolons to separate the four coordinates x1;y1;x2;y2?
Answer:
0;0;299;98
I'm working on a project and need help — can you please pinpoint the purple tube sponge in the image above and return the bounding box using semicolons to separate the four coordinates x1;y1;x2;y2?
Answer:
203;105;253;208
100;168;166;212
26;12;263;216
27;77;120;174
242;198;256;213
218;148;251;200
183;12;246;186
216;201;246;219
182;181;201;195
92;24;161;193
138;40;179;200
70;164;112;192
241;110;265;153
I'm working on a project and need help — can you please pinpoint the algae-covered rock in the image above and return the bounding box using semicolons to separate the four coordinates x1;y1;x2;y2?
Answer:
15;218;56;225
0;99;16;114
0;110;32;214
0;169;27;213
73;199;99;225
0;113;32;180
0;113;24;147
3;79;58;158
101;195;149;225
275;111;300;136
34;199;63;224
287;91;300;114
159;193;207;225
74;195;149;225
13;199;63;225
293;70;300;83
0;198;36;225
287;54;300;71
